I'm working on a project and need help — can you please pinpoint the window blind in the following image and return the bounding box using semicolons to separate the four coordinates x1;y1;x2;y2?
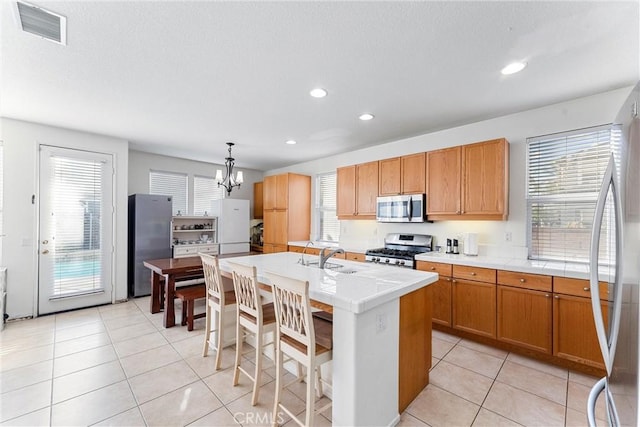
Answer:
194;175;224;215
526;124;620;262
150;170;188;216
316;172;340;242
0;143;3;241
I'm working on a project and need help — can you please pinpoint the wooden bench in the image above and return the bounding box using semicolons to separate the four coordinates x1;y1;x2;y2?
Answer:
174;284;207;331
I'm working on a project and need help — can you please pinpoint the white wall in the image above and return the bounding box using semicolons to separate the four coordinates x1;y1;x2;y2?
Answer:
128;150;264;217
1;118;129;319
266;86;633;257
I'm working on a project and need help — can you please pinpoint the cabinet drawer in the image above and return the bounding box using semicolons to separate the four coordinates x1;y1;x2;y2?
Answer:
453;265;496;283
554;277;608;300
345;252;365;262
416;261;452;277
497;270;552;292
174;245;218;258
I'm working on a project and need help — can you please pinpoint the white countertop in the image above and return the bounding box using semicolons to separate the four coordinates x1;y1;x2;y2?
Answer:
414;252;614;281
219;252;438;313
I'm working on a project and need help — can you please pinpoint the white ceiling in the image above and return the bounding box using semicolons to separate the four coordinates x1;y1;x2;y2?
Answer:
1;1;638;171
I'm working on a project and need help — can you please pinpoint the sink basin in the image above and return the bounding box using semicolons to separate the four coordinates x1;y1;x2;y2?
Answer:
298;260;363;274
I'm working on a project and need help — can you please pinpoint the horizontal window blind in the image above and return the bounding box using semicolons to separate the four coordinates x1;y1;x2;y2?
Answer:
317;172;340;242
527;124;620;262
150;170;188;216
194;175;224;215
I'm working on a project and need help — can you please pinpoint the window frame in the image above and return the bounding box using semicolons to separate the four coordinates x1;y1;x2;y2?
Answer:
314;171;340;243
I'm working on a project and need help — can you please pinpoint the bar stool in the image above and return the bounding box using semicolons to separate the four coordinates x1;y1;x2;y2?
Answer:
266;271;333;427
229;261;277;406
200;253;237;371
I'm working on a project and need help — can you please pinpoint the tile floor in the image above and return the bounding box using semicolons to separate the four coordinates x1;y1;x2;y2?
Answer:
0;298;607;426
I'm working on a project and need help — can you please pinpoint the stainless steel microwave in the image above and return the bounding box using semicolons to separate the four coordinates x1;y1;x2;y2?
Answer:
376;194;426;223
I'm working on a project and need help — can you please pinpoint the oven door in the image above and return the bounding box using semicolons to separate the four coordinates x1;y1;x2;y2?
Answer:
376;195;424;222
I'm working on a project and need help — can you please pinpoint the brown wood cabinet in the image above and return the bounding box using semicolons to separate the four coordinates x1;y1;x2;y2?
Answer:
497;285;552;354
288;245;320;256
345;252;364;262
416;261;453;326
263;173;311;252
337;161;378;219
253;181;263;219
427;138;509;220
451;265;497;338
379;153;425;196
553;277;607;369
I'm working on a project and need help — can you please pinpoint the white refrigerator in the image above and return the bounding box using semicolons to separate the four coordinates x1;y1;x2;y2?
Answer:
588;82;640;427
211;199;251;254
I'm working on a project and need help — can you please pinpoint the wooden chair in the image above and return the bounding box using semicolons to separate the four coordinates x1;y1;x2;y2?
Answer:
200;253;237;371
265;271;333;427
174;284;206;331
229;261;277;406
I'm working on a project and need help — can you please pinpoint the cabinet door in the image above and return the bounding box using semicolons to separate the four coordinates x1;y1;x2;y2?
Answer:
337;166;356;218
426;146;461;215
263;243;287;254
462;139;508;219
275;174;289;209
264;175;277;210
452;278;496;338
379;157;401;196
401;153;425;195
553;294;606;369
345;252;365;262
263;210;287;245
356;161;379;216
497;285;552;354
431;277;452;326
253;182;263;219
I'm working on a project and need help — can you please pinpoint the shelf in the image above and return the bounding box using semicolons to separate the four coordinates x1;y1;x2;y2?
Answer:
173;229;215;233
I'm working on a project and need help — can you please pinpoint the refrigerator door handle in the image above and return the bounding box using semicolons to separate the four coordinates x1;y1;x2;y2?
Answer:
589;154;624;375
587;377;606;427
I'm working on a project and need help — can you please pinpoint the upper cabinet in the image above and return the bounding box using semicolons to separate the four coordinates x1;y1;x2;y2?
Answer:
337;161;379;219
264;174;289;210
427;138;509;221
379;153;425;196
253;181;263;219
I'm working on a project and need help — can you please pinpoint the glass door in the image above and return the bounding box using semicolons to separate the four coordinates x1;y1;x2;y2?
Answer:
38;146;114;314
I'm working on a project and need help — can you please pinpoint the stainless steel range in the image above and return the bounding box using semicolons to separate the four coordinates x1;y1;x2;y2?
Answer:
365;233;433;269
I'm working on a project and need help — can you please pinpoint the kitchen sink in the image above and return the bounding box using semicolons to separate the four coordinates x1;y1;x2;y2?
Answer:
298;260;363;274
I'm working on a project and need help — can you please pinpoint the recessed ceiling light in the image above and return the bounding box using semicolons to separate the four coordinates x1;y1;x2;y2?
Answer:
359;113;375;121
501;61;527;75
285;140;297;145
309;88;328;98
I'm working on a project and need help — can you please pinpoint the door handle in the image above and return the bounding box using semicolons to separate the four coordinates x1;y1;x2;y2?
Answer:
42;240;49;245
41;249;49;254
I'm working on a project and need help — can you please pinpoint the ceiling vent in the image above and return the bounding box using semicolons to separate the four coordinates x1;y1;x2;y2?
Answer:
14;1;66;45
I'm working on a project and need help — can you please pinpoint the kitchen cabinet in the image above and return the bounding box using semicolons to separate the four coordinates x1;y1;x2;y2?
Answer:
288;245;321;256
496;271;553;354
451;265;496;338
426;138;509;220
553;277;607;369
378;153;425;196
263;173;311;253
345;252;365;262
253;181;263;219
417;261;453;326
171;216;218;258
337;161;378;219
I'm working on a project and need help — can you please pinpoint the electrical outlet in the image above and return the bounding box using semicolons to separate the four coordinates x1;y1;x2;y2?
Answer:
505;232;512;242
376;314;387;333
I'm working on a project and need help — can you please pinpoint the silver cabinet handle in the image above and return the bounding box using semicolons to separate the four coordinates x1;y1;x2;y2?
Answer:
583;287;590;292
41;249;49;254
554;295;560;299
520;278;526;283
470;272;476;276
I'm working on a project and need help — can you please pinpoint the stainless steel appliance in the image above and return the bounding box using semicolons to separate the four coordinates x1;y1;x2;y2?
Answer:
376;194;426;222
587;82;639;427
365;233;433;269
128;194;173;297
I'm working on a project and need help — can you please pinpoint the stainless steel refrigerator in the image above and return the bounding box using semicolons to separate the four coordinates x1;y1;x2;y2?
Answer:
588;82;640;426
128;194;173;297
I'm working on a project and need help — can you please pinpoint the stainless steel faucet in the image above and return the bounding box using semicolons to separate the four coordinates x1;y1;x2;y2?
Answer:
297;241;314;266
319;247;345;268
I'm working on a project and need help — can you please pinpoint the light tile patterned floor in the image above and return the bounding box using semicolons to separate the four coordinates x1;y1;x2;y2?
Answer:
0;298;607;426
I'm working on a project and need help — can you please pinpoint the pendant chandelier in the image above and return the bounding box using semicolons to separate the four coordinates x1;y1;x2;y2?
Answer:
215;142;244;196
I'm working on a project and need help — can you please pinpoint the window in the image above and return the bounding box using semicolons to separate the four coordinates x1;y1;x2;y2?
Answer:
149;170;188;216
526;124;621;262
0;142;3;263
193;175;224;215
316;172;340;242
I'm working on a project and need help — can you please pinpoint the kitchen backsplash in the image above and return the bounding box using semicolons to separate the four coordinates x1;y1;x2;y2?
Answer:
338;219;528;259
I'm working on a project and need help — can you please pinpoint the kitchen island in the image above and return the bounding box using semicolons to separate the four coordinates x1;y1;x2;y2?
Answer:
218;252;438;427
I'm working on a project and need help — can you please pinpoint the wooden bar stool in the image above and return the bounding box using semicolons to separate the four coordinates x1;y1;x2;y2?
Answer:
228;261;277;406
265;271;333;427
174;284;206;331
200;253;237;371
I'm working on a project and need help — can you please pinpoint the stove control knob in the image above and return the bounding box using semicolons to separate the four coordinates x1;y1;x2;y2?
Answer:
375;257;380;262
384;259;390;263
395;259;401;265
399;260;405;266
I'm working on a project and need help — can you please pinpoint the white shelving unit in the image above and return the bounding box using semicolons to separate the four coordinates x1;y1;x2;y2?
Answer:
172;216;219;258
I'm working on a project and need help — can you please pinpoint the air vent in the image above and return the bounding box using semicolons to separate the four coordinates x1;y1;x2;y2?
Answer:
15;1;66;45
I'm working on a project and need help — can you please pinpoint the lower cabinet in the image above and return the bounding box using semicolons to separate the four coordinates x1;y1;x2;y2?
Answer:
452;278;496;338
553;293;607;369
263;244;287;254
497;285;552;353
431;278;452;327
